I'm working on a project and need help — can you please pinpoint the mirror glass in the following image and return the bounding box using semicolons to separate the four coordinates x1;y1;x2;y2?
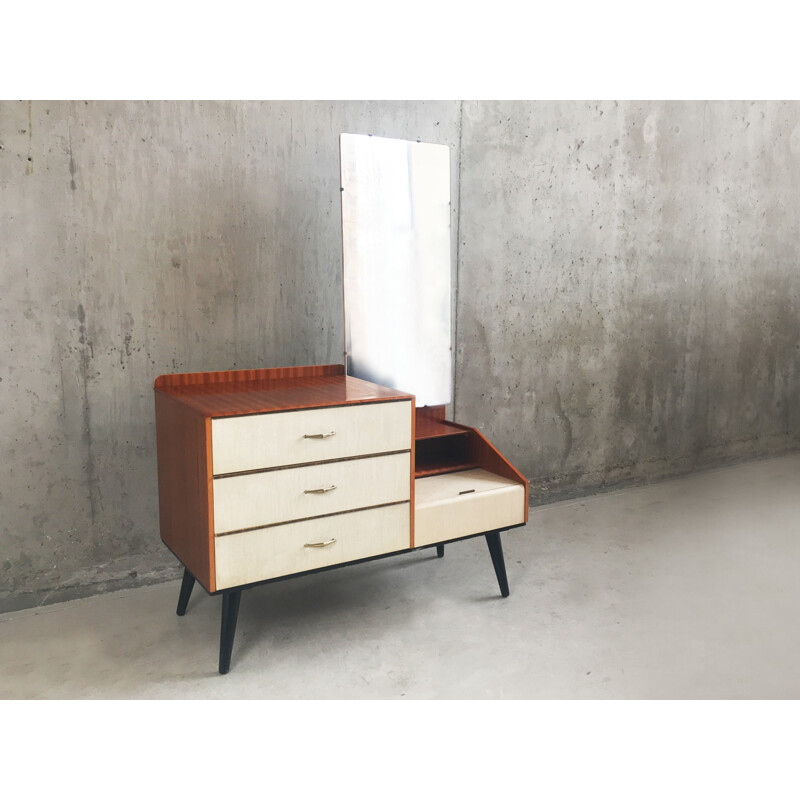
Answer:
340;133;452;407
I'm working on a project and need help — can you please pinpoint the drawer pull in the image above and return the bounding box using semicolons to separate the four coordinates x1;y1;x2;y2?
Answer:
304;538;337;548
304;485;337;494
459;489;476;495
303;431;336;439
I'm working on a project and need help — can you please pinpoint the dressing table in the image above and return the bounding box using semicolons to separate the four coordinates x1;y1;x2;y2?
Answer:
154;135;529;673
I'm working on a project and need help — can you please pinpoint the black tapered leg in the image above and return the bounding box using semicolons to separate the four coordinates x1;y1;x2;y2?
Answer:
436;544;445;558
219;590;242;675
176;568;195;616
485;531;510;597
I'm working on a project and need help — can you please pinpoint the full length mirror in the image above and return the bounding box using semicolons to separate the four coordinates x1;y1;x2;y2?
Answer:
340;133;452;407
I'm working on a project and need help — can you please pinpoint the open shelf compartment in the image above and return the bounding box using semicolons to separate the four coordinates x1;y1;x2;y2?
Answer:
414;406;473;477
415;433;476;477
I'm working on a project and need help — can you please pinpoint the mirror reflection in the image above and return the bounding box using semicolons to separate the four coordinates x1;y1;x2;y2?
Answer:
340;133;452;407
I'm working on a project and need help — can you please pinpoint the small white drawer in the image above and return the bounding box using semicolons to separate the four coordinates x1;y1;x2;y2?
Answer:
214;503;411;589
414;468;525;547
211;400;412;475
213;452;411;534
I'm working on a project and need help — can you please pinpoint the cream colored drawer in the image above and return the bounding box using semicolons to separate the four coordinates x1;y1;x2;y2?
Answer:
211;400;412;475
214;503;410;589
414;468;525;547
213;452;411;534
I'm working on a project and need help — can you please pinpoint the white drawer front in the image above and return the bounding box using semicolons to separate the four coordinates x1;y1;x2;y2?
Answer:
414;468;525;547
213;452;410;534
214;503;410;589
211;400;412;475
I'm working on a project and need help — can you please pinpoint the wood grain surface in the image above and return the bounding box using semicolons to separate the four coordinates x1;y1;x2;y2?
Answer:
155;369;413;418
154;392;216;591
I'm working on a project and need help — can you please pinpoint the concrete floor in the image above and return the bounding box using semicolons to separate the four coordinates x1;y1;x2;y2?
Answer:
2;453;799;699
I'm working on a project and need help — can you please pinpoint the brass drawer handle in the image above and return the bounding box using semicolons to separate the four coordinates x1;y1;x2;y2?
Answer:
303;431;336;439
304;538;337;548
304;485;337;494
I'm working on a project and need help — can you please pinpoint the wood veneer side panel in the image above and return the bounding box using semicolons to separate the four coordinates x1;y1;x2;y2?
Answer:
448;421;530;523
154;390;214;591
410;397;416;548
204;416;216;591
154;363;344;388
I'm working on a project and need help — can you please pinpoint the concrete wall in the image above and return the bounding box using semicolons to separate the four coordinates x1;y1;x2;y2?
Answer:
3;100;799;611
0;101;461;611
455;101;800;501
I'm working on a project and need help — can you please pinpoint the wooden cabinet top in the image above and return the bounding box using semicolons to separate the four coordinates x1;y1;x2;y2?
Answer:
153;363;413;418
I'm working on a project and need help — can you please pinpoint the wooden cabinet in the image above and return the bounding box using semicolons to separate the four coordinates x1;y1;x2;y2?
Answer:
154;363;528;673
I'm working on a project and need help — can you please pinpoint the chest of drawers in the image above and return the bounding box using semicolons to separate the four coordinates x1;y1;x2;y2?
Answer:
154;363;528;673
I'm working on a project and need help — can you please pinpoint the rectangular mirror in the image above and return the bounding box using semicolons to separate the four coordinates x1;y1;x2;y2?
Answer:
340;133;452;407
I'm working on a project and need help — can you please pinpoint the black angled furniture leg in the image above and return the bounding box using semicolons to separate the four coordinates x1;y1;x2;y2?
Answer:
436;544;445;558
219;589;242;675
485;531;510;598
176;567;195;616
